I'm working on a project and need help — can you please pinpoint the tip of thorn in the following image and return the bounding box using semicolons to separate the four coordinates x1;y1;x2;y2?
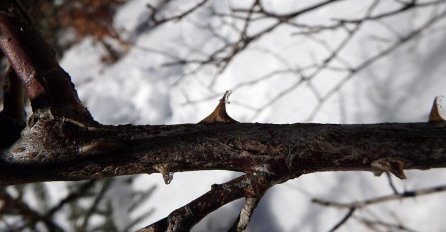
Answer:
220;90;232;104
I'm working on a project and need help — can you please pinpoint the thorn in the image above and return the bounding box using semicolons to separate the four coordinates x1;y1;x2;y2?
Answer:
429;96;446;122
371;158;407;180
153;164;174;184
199;90;238;124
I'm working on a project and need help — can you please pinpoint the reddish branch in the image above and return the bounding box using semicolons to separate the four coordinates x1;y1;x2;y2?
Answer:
1;1;446;231
0;0;90;119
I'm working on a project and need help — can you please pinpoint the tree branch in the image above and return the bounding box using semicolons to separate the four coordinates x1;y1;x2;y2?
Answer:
0;0;90;120
1;1;446;231
139;175;250;232
313;184;446;209
328;208;356;232
1;113;446;186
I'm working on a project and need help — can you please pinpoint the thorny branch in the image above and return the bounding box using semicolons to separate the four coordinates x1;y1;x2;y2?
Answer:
1;0;446;231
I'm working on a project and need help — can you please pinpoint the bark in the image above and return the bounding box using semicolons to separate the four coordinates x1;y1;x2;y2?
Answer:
1;1;446;231
1;112;445;185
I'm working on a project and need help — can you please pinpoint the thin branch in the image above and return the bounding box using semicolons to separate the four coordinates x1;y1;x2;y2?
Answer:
165;0;343;72
138;175;250;232
313;184;446;209
228;197;261;232
334;0;446;23
45;180;97;218
328;208;356;232
305;8;446;121
385;172;399;195
0;188;64;231
354;216;417;232
147;0;209;27
81;179;112;231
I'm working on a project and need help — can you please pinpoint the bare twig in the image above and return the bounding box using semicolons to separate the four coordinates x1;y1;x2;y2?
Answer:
81;179;112;231
305;8;446;121
147;0;209;27
139;175;251;232
45;180;97;218
0;188;64;231
228;197;261;232
313;184;446;209
328;208;356;232
355;216;417;232
385;172;399;195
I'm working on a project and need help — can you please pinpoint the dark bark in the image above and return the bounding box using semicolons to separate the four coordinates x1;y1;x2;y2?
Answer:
1;112;445;185
0;68;25;149
1;0;446;231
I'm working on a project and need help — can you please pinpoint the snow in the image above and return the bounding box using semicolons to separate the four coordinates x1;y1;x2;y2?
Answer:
52;0;446;231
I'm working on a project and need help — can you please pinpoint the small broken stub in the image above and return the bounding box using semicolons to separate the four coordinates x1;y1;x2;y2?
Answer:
428;96;446;122
153;163;174;185
79;140;123;155
371;157;407;179
199;90;238;124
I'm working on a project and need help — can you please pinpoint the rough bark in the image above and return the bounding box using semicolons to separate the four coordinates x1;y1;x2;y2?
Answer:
1;113;445;185
1;0;446;231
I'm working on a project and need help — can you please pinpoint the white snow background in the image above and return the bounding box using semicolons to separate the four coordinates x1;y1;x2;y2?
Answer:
32;0;446;231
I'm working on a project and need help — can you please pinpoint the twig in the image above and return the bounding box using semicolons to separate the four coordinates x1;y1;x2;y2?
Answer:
138;175;251;232
228;197;261;232
355;216;417;232
147;0;209;26
385;172;399;195
313;184;446;209
328;208;356;232
45;180;97;218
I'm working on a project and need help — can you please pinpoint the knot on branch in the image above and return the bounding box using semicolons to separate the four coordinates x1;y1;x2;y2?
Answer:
371;157;408;179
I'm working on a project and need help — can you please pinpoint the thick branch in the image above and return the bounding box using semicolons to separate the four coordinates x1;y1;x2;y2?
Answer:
0;0;90;119
1;110;445;185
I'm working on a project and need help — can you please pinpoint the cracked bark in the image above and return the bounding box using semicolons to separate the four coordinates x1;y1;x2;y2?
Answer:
1;0;446;231
2;116;446;185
